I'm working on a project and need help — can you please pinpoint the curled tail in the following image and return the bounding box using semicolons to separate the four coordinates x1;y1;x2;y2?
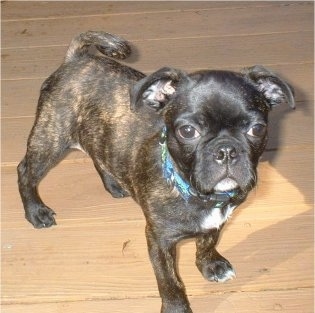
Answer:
65;31;131;63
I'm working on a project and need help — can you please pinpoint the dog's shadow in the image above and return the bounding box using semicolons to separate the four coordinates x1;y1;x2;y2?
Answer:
188;81;312;309
225;208;312;275
185;207;313;310
260;79;313;204
125;42;142;64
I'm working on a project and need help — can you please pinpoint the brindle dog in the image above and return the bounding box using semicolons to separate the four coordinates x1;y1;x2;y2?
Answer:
18;31;295;313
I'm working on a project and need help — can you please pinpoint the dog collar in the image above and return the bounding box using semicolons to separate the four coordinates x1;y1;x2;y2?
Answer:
160;127;239;206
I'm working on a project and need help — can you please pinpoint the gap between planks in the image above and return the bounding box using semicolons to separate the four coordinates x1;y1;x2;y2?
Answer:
0;144;308;168
2;30;312;52
1;2;303;23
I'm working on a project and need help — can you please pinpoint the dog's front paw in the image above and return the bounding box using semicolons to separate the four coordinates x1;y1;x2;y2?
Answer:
25;205;57;229
162;302;193;313
196;255;236;283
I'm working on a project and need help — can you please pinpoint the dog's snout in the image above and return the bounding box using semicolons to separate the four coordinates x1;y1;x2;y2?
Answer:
214;145;238;165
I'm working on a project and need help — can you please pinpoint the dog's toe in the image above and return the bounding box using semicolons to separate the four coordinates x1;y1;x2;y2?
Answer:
198;258;236;283
26;206;57;229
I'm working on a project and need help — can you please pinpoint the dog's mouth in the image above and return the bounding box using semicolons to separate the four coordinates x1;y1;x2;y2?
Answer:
190;176;240;200
213;178;239;192
190;176;241;201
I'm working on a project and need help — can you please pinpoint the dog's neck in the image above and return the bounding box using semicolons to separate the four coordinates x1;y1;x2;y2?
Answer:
160;127;239;206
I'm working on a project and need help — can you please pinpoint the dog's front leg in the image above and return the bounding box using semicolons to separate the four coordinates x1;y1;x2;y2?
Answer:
195;230;235;283
145;225;193;313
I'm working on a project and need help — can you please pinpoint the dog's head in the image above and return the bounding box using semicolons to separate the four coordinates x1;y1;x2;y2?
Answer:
131;66;294;198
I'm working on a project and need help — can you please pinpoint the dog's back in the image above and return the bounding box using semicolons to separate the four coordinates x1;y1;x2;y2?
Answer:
18;32;161;227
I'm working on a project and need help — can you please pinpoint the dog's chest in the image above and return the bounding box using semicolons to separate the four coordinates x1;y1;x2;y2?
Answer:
200;204;236;230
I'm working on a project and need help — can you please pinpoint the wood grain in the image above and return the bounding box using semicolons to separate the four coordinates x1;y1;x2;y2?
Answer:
1;2;293;21
2;2;312;48
2;289;313;313
2;32;314;81
1;1;313;312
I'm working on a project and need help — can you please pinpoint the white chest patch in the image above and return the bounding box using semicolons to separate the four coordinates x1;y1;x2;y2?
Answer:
201;204;236;230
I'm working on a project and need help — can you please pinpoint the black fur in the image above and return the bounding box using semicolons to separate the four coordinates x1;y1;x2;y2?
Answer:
17;31;295;313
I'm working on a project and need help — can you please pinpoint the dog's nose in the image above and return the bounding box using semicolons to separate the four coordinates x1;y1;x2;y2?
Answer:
214;145;238;164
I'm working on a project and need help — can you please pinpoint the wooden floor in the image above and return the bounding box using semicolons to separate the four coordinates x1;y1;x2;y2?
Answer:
1;2;314;312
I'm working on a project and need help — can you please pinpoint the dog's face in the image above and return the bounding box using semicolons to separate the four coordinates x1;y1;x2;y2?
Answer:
164;71;269;196
131;66;294;197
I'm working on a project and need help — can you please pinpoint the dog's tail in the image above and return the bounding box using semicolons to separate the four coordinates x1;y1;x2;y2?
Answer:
64;31;131;63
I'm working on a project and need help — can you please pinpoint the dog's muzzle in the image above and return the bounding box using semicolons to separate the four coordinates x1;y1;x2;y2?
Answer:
214;144;238;165
160;127;242;204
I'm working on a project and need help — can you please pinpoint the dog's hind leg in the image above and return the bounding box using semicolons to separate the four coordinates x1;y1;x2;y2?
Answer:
17;118;70;228
92;161;130;198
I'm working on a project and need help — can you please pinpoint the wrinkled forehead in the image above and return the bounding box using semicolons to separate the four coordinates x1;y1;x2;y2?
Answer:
173;71;269;117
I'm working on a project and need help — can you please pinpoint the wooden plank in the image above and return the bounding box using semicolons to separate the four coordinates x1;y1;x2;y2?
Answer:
2;188;313;301
2;161;143;223
2;99;313;165
2;63;313;118
2;148;313;303
2;1;286;21
2;31;314;81
2;197;313;303
1;78;43;118
1;2;313;311
2;155;313;226
1;289;313;313
2;2;313;48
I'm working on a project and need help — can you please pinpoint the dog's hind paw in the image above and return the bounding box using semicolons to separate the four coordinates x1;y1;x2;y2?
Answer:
26;205;57;229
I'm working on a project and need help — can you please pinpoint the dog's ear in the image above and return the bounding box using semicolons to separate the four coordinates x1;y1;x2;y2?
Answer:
242;65;295;109
130;67;185;112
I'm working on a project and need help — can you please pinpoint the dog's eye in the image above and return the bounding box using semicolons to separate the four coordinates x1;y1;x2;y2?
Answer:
177;125;200;140
247;124;267;137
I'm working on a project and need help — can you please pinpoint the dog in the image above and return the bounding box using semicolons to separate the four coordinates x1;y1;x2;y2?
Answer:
17;31;295;313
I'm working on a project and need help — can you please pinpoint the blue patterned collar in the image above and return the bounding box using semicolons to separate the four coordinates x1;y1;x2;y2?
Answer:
160;127;239;206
